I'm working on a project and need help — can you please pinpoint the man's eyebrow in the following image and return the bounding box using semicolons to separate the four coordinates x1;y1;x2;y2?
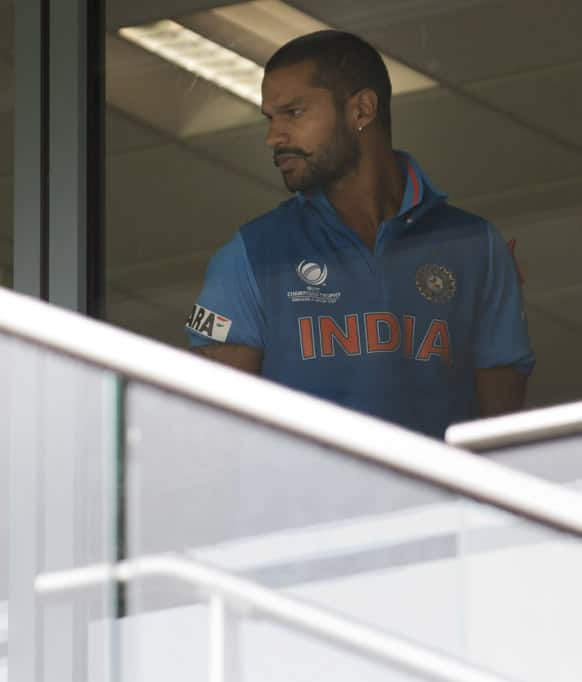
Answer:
261;97;306;117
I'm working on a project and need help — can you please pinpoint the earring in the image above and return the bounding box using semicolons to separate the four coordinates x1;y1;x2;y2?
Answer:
357;125;364;132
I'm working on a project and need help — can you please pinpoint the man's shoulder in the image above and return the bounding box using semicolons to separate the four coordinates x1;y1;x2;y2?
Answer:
431;201;491;231
420;201;494;249
239;196;302;239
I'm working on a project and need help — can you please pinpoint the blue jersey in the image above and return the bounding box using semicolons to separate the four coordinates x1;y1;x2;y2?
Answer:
185;151;535;438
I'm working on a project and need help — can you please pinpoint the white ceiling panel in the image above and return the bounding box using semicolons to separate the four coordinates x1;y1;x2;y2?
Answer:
302;0;582;84
107;245;211;296
106;34;262;137
392;88;582;202
497;212;582;296
465;62;582;148
106;142;281;269
533;287;582;329
107;107;168;156
107;0;247;31
186;120;287;194
107;283;196;348
458;176;582;223
287;0;496;28
524;303;582;408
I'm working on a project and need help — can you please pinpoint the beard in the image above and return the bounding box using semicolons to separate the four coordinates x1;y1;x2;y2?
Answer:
275;118;361;193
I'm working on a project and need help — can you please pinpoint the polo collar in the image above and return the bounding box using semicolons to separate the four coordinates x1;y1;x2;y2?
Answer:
297;150;447;224
395;150;423;216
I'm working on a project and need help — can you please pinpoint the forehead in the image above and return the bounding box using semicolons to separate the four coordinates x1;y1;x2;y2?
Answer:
261;60;323;106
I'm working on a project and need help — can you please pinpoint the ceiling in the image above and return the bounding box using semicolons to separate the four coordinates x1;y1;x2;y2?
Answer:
2;0;582;408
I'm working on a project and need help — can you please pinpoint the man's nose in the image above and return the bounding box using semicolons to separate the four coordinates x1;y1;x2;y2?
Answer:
265;120;289;148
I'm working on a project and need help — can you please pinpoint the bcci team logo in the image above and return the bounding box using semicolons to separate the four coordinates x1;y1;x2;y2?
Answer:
416;264;456;303
296;259;328;287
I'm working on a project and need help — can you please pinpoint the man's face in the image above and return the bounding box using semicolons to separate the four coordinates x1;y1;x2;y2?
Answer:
261;60;360;193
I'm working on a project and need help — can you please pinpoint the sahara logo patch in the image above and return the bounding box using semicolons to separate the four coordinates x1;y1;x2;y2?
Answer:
186;304;232;343
296;259;328;286
415;264;456;304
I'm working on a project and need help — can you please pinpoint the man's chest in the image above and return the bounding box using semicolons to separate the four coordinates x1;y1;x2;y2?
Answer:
260;235;482;366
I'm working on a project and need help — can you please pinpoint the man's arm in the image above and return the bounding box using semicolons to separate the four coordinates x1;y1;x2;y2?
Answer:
475;366;527;417
191;343;263;374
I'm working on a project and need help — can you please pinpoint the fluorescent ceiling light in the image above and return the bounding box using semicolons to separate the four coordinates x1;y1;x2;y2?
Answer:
119;20;264;106
119;1;436;107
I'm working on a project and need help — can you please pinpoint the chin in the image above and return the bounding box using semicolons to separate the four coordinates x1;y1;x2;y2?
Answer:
285;175;317;194
282;174;303;193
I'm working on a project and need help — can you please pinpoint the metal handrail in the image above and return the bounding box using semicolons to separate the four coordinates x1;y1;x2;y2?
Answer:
35;553;517;682
446;401;582;450
2;286;582;537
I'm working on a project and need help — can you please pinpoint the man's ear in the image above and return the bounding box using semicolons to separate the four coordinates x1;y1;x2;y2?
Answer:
348;88;378;132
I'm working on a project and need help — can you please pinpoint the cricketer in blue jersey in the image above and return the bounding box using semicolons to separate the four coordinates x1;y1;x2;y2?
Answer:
184;30;535;439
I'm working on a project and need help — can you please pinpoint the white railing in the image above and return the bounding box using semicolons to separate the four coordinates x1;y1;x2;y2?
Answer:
35;553;517;682
446;400;582;450
1;286;582;537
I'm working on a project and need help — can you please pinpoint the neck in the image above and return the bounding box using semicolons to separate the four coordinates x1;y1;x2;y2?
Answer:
325;141;404;250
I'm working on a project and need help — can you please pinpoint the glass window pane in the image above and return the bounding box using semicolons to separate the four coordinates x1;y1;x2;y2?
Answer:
104;0;582;436
0;333;119;682
124;381;582;682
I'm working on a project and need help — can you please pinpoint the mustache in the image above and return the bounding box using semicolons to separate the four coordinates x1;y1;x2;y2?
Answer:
273;148;311;166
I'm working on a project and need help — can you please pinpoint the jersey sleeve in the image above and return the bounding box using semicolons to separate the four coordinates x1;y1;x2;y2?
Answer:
473;224;535;374
184;231;265;349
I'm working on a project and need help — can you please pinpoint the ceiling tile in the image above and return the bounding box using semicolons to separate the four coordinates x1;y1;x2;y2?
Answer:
107;106;167;156
530;286;582;328
288;0;495;29
106;34;262;138
524;303;582;408
458;177;582;223
465;62;582;148
498;212;582;295
107;283;198;348
186;120;286;194
322;0;582;85
106;142;282;269
107;0;248;31
392;88;582;202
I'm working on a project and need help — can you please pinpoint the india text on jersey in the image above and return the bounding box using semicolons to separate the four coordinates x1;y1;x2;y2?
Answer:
298;313;451;365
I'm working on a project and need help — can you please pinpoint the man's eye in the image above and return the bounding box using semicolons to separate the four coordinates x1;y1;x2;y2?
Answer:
289;109;303;117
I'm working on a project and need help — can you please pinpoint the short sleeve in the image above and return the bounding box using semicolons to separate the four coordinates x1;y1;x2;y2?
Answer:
473;225;535;375
184;232;265;349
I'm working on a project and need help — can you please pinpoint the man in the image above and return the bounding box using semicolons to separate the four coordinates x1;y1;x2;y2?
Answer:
185;30;535;439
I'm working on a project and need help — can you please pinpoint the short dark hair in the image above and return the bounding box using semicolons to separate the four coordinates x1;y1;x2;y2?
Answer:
265;30;392;133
